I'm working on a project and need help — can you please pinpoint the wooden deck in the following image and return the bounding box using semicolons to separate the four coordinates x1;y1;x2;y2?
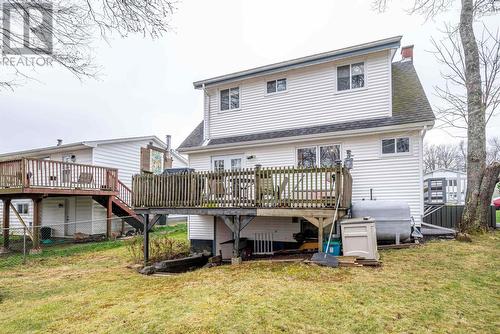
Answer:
133;165;353;263
0;158;142;251
132;165;352;212
0;158;120;197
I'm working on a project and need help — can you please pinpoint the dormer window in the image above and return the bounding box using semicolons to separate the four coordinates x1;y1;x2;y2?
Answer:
267;78;287;94
220;87;239;111
337;62;365;91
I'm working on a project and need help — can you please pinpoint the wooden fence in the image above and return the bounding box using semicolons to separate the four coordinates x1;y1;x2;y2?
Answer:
423;205;497;229
132;166;352;209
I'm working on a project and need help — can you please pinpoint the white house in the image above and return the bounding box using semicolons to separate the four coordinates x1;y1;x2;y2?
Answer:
171;36;434;258
0;135;187;242
424;169;467;205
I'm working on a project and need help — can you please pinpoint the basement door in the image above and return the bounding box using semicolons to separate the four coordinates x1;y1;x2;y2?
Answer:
64;198;77;236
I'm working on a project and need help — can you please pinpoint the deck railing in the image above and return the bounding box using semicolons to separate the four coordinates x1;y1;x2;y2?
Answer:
132;166;352;209
117;180;133;207
0;158;119;192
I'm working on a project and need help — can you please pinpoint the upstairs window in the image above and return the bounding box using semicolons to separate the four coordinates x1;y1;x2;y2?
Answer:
220;87;240;111
267;78;287;94
337;62;365;91
382;137;410;155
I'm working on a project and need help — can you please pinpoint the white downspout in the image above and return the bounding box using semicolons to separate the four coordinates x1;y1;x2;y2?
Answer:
202;83;210;145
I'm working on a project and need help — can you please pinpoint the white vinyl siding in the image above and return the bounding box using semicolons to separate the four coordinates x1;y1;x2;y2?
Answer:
0;199;33;230
188;215;214;240
92;139;159;188
205;50;391;139
187;130;424;237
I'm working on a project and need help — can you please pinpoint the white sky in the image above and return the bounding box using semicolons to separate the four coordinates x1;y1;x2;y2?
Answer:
0;0;499;153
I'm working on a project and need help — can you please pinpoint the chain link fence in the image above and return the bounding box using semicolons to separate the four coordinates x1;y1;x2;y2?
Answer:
0;217;137;268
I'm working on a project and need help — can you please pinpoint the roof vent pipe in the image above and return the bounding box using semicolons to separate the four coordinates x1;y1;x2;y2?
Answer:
57;139;63;146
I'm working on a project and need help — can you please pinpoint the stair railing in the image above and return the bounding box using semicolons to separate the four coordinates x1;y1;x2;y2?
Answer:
116;180;133;207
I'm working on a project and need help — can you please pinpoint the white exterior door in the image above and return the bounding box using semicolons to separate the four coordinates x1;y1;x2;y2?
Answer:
64;198;76;236
211;155;244;171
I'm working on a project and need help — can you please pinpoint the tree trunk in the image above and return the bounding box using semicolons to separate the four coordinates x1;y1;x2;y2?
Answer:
459;0;491;233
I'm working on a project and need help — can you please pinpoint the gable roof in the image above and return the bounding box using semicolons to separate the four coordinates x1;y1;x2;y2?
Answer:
194;36;402;89
0;135;166;161
179;61;434;152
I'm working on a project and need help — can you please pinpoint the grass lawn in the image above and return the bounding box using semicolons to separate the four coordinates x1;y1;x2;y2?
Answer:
0;228;498;334
496;209;499;223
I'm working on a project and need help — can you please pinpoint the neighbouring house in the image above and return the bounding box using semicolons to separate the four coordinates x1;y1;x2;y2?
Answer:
0;135;187;251
424;169;467;205
133;36;435;259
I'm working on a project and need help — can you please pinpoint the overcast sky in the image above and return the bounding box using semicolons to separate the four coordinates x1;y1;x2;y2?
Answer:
0;0;499;153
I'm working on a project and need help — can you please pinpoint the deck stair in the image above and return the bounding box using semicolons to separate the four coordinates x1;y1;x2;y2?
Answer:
93;180;144;232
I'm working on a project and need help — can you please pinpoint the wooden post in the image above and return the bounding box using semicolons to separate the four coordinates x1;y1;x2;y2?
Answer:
2;199;11;252
31;198;42;253
106;196;113;239
232;215;242;264
144;214;150;266
318;217;324;253
254;165;261;207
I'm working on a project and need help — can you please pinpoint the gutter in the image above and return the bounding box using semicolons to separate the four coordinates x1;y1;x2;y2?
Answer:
178;120;435;154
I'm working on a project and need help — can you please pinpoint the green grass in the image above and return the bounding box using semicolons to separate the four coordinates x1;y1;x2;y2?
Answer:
0;223;187;269
0;229;498;333
496;209;499;223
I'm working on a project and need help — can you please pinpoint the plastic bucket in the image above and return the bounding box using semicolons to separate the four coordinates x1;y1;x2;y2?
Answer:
323;241;341;256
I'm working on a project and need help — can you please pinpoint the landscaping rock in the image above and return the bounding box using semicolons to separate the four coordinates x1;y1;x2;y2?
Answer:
456;233;473;242
140;266;156;275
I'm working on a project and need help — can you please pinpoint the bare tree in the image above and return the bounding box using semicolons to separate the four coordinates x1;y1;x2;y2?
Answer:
373;0;500;233
431;25;500;131
424;143;466;172
0;0;175;89
487;136;500;163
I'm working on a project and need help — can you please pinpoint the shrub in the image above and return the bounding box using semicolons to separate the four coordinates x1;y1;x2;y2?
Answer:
126;235;190;264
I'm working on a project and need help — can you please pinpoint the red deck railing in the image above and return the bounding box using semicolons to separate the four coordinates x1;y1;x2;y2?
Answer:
0;158;119;192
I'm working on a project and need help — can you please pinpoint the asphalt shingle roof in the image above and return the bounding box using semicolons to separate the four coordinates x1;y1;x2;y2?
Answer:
178;61;434;151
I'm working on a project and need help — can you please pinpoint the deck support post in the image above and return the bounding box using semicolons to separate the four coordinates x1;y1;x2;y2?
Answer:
220;215;254;264
233;215;241;261
1;199;11;252
106;196;113;239
31;198;42;253
318;217;324;253
144;214;150;266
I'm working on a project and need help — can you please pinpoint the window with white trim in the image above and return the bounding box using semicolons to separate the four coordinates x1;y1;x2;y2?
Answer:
382;137;410;154
267;78;287;94
297;145;341;168
220;87;240;111
17;203;29;214
212;155;243;171
337;62;365;91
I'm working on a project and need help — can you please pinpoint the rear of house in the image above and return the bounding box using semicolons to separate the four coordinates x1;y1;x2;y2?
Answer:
175;37;434;258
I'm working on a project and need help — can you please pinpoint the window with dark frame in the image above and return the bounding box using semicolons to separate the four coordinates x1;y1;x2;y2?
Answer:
382;137;410;154
337;62;365;91
220;87;240;111
297;145;341;168
267;78;287;94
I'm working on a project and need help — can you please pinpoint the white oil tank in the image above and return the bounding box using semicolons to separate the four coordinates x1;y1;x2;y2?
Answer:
351;201;412;243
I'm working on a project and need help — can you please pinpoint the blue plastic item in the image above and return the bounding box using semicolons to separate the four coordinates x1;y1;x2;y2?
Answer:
323;241;341;256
